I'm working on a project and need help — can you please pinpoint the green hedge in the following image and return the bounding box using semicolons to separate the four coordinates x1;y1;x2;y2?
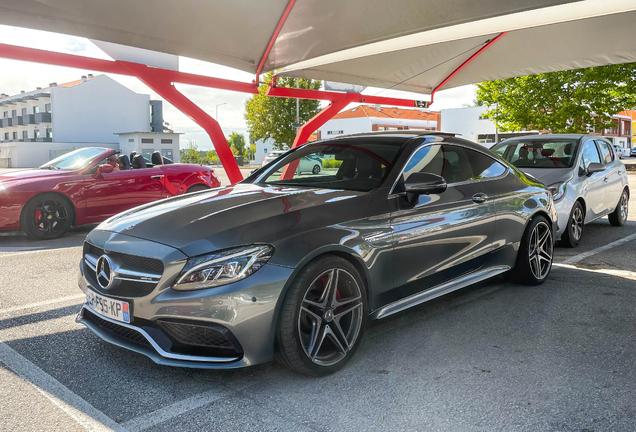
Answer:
321;159;343;169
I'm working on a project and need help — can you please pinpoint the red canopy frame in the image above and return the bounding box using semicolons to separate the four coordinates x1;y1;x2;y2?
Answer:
0;32;505;183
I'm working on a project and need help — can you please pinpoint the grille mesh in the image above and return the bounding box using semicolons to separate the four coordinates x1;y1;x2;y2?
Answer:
158;321;235;349
84;309;151;347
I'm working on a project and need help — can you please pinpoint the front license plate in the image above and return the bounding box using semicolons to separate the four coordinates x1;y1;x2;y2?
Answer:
85;288;130;323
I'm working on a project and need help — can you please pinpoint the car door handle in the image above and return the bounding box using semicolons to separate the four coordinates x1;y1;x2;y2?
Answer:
150;175;164;179
472;193;488;203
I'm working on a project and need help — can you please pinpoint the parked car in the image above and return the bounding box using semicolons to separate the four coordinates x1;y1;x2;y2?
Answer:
491;134;629;247
631;147;636;157
76;131;556;376
262;150;287;166
614;145;623;159
297;155;323;174
0;147;220;239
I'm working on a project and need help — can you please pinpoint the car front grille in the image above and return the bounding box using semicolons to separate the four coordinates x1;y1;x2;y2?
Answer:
83;242;164;298
157;320;236;349
84;309;151;347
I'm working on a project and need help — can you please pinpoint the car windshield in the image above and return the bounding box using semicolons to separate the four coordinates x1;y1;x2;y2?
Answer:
247;139;404;191
491;139;579;168
39;148;109;170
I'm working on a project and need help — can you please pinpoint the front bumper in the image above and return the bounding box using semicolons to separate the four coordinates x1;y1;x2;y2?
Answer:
76;231;293;369
553;196;573;240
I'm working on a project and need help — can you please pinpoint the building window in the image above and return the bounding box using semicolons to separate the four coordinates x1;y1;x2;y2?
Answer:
141;138;153;144
46;128;52;139
12;132;18;140
22;130;28;139
45;103;51;113
33;106;40;114
3;111;7;118
4;133;8;140
327;130;344;135
34;129;40;139
11;110;17;117
128;138;134;142
21;108;27;116
160;138;173;144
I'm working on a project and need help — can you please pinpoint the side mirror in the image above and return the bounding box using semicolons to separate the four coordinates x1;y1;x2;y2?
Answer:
94;163;114;178
586;162;605;176
404;172;447;202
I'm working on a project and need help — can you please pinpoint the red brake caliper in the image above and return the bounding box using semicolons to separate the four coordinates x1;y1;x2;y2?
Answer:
34;209;42;221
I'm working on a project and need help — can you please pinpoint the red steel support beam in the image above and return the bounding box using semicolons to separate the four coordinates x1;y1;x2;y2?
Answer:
118;61;243;184
254;0;297;80
280;94;355;179
429;32;507;104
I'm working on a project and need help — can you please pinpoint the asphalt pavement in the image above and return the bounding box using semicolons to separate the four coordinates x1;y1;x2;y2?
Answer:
1;176;635;432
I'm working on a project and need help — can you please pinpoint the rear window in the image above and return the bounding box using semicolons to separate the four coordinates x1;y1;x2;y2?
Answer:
491;139;579;168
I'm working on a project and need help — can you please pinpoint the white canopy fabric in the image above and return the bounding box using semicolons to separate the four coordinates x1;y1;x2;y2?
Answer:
1;0;636;94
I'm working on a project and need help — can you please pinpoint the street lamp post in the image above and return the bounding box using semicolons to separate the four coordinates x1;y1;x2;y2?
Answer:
215;102;227;120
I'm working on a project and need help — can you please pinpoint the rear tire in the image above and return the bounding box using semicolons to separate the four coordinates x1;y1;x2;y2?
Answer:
21;193;74;240
312;165;321;175
560;201;584;248
275;256;367;376
608;189;629;226
508;215;553;285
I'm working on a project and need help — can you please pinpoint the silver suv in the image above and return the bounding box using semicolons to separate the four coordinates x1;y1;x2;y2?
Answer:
492;134;629;247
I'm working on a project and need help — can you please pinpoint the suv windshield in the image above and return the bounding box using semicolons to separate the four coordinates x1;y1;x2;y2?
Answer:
39;148;109;171
247;139;404;191
491;139;579;168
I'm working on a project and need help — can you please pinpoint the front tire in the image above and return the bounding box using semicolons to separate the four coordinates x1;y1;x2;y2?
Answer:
185;184;210;194
276;256;367;376
20;193;74;240
560;201;584;248
508;215;553;285
608;189;629;226
312;165;321;175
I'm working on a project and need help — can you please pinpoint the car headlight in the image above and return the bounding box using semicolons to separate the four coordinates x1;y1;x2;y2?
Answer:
173;245;274;291
548;181;567;201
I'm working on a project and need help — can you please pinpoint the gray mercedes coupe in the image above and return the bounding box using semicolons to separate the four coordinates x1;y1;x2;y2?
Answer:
77;131;557;376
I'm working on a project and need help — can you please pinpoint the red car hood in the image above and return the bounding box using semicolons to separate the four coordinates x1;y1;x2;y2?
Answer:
0;169;73;185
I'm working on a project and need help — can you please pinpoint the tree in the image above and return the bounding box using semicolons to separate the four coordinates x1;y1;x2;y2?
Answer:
228;132;247;157
206;150;218;164
475;64;636;133
245;72;322;150
180;140;205;164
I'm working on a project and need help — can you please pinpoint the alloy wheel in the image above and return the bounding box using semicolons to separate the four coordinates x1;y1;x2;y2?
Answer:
620;191;629;221
570;206;583;241
528;221;553;280
298;268;363;366
33;199;69;234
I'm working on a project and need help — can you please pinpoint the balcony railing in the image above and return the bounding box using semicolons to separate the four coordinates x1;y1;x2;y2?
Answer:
0;118;12;128
34;112;51;123
21;114;35;125
11;116;24;126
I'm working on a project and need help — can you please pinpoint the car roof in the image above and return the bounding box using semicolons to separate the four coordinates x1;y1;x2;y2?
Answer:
498;133;608;142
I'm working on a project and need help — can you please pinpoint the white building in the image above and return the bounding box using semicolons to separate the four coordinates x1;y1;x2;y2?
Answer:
317;105;440;139
117;132;182;163
0;74;172;167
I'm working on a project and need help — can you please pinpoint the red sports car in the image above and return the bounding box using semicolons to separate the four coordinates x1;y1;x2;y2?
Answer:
0;147;221;239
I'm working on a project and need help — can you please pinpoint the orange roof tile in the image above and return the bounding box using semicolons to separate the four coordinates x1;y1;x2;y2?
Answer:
333;105;439;121
57;75;98;88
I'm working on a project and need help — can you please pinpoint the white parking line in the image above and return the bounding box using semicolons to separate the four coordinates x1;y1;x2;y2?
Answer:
562;232;636;264
0;295;84;315
0;248;80;259
0;341;123;432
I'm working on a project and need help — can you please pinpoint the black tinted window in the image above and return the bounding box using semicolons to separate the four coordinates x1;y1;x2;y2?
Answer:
403;145;506;184
253;140;403;192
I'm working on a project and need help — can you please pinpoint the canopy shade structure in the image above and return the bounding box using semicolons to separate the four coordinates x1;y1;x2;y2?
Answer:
2;0;636;93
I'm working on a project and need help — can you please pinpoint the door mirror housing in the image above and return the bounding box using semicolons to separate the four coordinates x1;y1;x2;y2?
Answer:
404;172;447;202
586;162;605;176
94;163;114;178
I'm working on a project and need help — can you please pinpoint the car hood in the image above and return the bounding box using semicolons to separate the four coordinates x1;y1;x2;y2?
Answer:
517;168;573;186
0;169;73;185
96;183;372;257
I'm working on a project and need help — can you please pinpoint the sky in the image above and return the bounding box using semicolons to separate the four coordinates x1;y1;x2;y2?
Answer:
0;25;477;151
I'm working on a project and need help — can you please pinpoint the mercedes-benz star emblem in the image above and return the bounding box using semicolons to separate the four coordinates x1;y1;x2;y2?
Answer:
96;255;115;289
